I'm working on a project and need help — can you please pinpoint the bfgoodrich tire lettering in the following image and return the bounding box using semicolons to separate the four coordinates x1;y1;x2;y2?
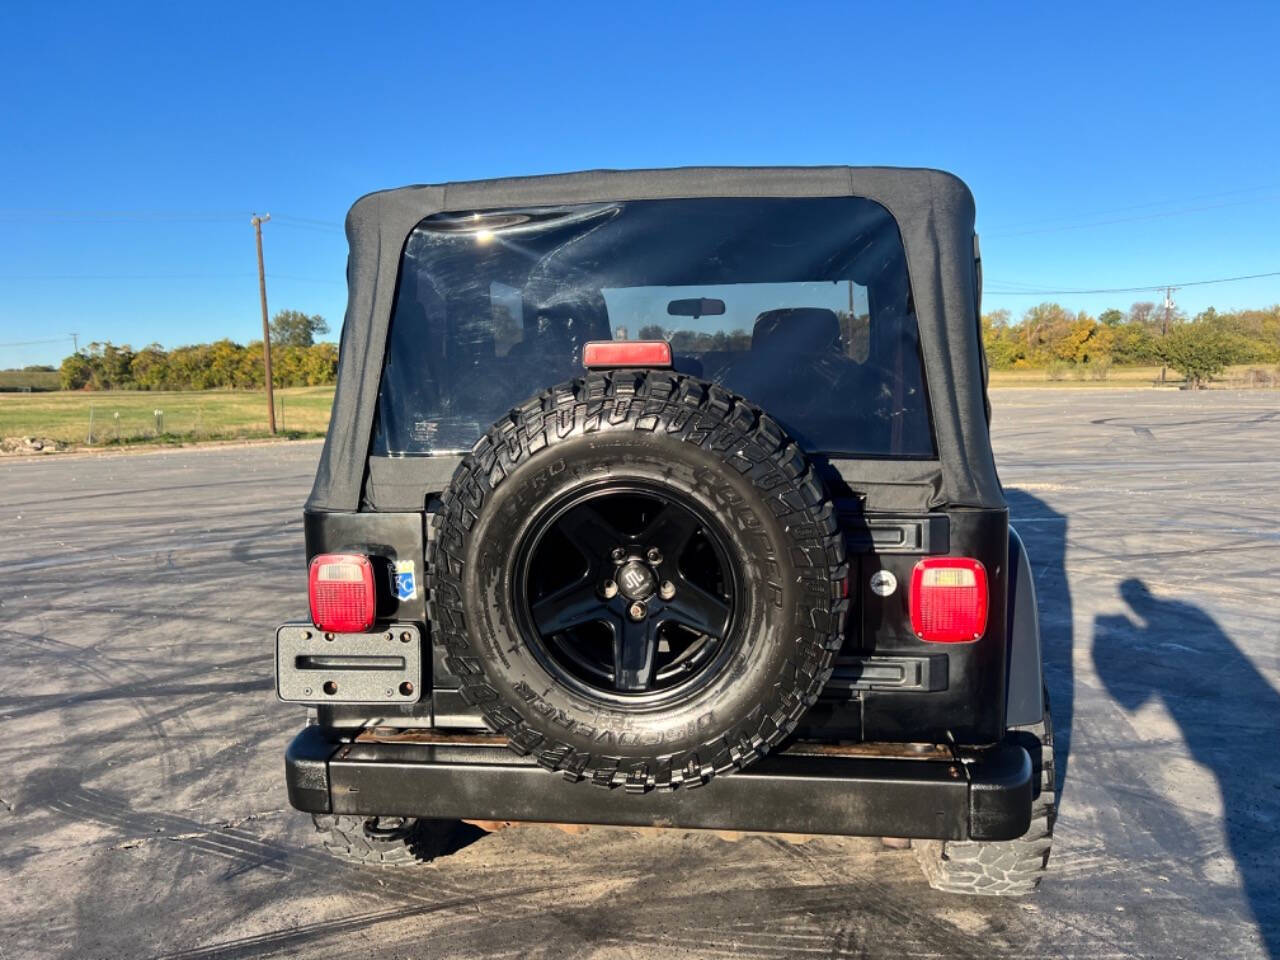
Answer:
427;371;848;792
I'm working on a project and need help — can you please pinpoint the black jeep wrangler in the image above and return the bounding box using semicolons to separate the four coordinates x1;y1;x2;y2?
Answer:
278;166;1054;895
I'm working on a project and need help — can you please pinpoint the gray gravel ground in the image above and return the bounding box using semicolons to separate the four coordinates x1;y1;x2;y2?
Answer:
1;388;1277;959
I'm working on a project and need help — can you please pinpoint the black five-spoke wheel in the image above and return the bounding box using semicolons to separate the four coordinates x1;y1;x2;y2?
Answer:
516;486;738;699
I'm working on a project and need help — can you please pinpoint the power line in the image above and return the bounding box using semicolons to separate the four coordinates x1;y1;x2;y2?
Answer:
983;182;1280;234
267;273;344;284
0;336;74;347
0;209;253;223
271;222;344;235
0;272;257;280
0;271;336;282
984;194;1280;238
0;209;344;229
272;213;343;230
985;269;1280;296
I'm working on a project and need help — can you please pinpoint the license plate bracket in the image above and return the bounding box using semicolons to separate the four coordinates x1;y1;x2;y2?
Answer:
276;622;422;704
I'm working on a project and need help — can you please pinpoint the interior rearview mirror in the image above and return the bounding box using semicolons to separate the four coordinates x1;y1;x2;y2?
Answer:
667;297;726;320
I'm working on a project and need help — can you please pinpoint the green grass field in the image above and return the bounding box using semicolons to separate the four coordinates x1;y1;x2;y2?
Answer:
3;362;1276;452
0;369;62;392
987;363;1275;388
0;386;334;446
988;365;1165;388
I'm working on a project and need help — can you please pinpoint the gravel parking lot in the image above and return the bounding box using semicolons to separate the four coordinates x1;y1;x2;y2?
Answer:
1;389;1277;959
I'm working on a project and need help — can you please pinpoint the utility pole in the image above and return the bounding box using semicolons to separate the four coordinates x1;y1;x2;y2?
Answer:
1160;285;1178;385
252;214;276;434
69;332;79;353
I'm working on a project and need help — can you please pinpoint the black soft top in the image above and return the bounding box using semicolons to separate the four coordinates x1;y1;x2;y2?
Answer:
307;166;1001;513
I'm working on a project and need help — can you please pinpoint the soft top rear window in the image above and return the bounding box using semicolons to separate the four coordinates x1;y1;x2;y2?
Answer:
371;196;935;458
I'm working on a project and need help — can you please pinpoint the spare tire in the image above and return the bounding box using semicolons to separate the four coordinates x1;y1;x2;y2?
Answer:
428;370;847;792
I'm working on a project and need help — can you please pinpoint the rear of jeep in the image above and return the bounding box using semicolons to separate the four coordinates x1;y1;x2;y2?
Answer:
278;167;1054;893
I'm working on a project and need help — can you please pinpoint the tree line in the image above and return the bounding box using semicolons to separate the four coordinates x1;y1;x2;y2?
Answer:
49;302;1280;392
982;302;1280;386
59;310;337;391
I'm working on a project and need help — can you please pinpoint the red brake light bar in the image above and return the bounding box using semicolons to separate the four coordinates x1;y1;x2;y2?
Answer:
909;557;989;643
308;553;376;633
583;340;673;369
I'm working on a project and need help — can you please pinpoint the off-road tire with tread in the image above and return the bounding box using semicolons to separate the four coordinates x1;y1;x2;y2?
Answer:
427;370;848;792
311;814;460;866
914;691;1055;895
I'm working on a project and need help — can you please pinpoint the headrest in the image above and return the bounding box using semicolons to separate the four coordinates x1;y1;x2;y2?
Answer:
530;288;612;341
752;308;841;353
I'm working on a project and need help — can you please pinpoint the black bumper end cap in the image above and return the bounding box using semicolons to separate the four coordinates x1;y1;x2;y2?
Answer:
285;725;337;815
966;742;1034;841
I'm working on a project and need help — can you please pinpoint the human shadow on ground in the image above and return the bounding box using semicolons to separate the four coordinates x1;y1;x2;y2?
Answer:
1094;579;1280;959
1005;488;1073;802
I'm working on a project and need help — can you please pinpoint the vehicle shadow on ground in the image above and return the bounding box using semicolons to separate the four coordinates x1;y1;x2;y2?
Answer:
1093;579;1280;959
1005;488;1073;803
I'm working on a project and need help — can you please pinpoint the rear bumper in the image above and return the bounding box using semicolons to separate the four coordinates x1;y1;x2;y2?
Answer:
285;726;1033;842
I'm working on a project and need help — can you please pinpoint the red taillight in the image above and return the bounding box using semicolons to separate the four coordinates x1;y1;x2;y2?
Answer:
909;557;988;643
308;553;375;633
583;340;673;369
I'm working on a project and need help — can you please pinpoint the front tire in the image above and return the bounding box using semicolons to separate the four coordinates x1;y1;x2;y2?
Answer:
914;692;1055;896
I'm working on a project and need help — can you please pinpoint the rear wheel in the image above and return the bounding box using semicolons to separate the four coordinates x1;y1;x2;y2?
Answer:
914;691;1055;895
311;815;463;866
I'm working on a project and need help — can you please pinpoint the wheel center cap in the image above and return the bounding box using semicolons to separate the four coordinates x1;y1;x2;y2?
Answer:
616;560;657;601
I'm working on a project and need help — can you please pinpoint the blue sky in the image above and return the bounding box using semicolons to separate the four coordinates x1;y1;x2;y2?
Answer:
2;1;1277;367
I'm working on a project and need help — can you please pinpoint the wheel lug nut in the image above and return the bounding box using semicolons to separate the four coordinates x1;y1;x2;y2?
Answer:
646;547;662;564
601;579;618;599
627;601;647;621
611;547;627;563
658;580;676;600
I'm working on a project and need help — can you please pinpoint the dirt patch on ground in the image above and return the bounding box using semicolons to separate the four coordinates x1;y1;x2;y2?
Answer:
0;436;69;456
0;434;322;460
